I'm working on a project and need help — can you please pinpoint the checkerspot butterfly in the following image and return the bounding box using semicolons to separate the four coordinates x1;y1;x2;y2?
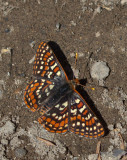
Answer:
24;42;105;138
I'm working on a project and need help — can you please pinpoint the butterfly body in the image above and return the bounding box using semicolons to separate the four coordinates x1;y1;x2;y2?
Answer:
24;42;105;138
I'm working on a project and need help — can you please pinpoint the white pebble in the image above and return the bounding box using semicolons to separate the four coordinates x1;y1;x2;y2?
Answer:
90;61;110;80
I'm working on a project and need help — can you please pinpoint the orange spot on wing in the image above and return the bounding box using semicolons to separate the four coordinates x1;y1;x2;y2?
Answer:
94;135;97;138
26;104;30;108
50;130;55;133
56;130;62;133
53;66;59;73
31;108;36;112
100;131;104;136
54;123;59;128
89;120;92;126
75;131;79;134
33;104;38;109
98;133;101;137
50;61;55;65
86;121;89;126
32;99;36;104
82;117;85;122
45;127;50;132
31;87;36;92
46;118;51;123
77;115;82;120
83;109;88;115
25;85;29;90
42;116;46;120
60;121;65;127
44;54;48;58
71;116;76;121
43;58;47;61
34;83;39;86
65;118;68;124
38;117;42;124
45;66;49;70
47;52;51;56
30;95;34;100
41;71;46;76
46;80;52;84
50;120;56;125
77;101;83;108
45;62;47;65
29;92;33;97
80;132;84;136
61;129;67;133
91;117;95;124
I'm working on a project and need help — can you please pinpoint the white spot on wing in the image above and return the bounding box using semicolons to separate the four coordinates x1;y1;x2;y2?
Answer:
55;104;60;108
49;85;54;90
40;66;43;70
85;113;92;120
79;105;86;113
51;63;57;70
63;101;68;107
57;71;61;76
77;122;80;126
71;108;77;115
58;116;62;120
75;99;80;103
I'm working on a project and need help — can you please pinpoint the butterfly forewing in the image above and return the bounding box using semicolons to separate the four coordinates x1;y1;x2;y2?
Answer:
33;42;67;79
69;91;105;138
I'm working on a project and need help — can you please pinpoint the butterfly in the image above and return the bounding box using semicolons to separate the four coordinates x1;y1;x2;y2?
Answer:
24;42;105;138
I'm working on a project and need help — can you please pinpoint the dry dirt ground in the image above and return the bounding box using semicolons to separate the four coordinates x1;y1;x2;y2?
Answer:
0;0;127;160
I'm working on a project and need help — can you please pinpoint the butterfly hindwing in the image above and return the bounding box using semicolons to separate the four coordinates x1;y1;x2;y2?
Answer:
24;79;55;112
38;96;69;133
69;91;105;138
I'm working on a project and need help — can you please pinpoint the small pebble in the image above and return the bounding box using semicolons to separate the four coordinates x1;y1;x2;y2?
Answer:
70;21;76;26
0;121;15;136
108;124;114;131
96;6;102;13
1;139;8;145
29;40;36;48
1;48;11;54
56;22;61;31
14;148;27;158
95;31;100;37
90;61;110;80
121;0;127;5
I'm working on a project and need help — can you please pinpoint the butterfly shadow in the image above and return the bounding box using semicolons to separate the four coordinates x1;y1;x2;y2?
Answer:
48;41;73;79
48;41;108;137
